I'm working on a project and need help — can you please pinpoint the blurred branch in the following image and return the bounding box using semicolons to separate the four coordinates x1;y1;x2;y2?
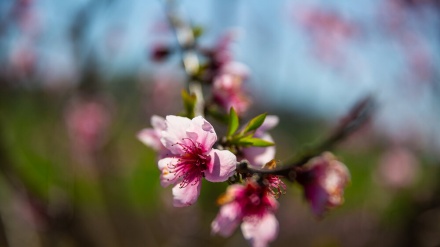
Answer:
0;215;8;247
237;95;376;181
163;0;204;117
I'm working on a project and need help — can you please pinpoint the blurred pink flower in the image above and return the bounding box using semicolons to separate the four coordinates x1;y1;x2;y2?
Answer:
158;116;236;207
150;43;172;62
221;61;250;80
199;30;244;83
211;181;279;247
380;0;435;87
296;152;350;217
293;6;359;67
13;0;42;37
141;71;183;115
65;98;111;153
212;30;238;66
376;146;419;189
137;115;169;158
212;72;251;115
9;42;36;77
242;116;279;168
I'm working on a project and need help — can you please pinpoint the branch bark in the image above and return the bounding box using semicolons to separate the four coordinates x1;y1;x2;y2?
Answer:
236;96;375;181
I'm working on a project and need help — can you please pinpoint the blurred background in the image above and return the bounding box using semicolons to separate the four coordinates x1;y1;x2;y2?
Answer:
1;0;440;246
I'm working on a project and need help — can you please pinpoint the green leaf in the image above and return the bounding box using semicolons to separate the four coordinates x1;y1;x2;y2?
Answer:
192;26;204;39
227;107;239;136
181;89;196;118
241;113;267;134
238;137;274;147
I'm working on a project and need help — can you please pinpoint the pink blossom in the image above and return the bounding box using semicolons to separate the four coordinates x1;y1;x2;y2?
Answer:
211;181;279;247
158;116;237;207
295;152;350;217
242;116;279;168
9;41;36;77
212;30;238;66
213;72;251;115
65;98;111;153
221;61;250;80
376;146;419;189
137;115;169;158
150;43;172;62
293;6;359;67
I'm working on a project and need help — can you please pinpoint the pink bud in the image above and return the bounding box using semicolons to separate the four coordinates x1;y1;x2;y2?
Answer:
65;98;111;153
375;146;419;189
150;43;172;62
212;73;251;115
296;152;350;217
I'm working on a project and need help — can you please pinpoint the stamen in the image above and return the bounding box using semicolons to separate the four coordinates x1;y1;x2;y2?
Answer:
167;138;211;188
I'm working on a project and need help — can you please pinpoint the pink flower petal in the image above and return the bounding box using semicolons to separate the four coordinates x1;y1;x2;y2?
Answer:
211;202;242;237
172;180;202;207
298;153;350;216
204;149;237;182
242;134;275;168
137;128;162;151
241;213;279;247
256;115;279;135
151;115;166;131
241;115;278;167
221;61;250;79
186;116;217;150
304;183;327;216
161;115;192;154
158;157;180;187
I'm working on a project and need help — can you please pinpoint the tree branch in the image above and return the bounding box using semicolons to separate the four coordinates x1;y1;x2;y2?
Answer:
236;96;376;181
163;0;205;117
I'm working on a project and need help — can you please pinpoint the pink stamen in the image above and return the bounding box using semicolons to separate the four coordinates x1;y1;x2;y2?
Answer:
169;138;211;188
233;183;276;220
267;175;286;198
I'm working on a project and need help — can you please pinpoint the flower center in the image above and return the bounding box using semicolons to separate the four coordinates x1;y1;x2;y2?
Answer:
169;138;211;188
267;175;286;198
237;183;274;219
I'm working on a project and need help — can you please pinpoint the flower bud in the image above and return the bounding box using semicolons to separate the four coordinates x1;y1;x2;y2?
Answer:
296;152;350;217
150;43;172;62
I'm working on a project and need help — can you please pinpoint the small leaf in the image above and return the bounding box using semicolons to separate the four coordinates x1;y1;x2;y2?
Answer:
241;113;267;134
192;26;204;39
181;89;196;118
238;137;274;147
227;107;239;137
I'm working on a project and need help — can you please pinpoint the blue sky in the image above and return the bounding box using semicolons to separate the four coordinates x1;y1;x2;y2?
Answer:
2;0;440;150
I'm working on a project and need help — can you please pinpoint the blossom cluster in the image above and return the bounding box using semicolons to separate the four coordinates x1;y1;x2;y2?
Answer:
139;113;350;247
139;27;352;247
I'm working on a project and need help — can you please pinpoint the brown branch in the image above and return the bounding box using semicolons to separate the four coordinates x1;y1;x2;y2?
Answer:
236;95;376;181
163;0;205;117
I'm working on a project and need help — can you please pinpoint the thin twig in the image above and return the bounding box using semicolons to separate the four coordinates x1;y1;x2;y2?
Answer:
236;96;376;181
163;0;205;117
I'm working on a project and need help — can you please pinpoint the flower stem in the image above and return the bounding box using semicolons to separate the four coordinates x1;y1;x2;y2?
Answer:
164;0;205;117
236;96;375;181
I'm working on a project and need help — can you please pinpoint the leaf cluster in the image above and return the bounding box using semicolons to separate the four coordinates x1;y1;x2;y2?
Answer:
225;108;274;148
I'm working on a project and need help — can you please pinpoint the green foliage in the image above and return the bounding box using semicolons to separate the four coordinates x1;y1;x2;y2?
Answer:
226;107;239;137
192;25;204;39
224;112;274;148
181;89;197;118
240;113;267;135
237;136;274;147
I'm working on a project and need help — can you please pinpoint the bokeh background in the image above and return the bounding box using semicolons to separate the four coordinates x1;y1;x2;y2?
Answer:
1;0;440;246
